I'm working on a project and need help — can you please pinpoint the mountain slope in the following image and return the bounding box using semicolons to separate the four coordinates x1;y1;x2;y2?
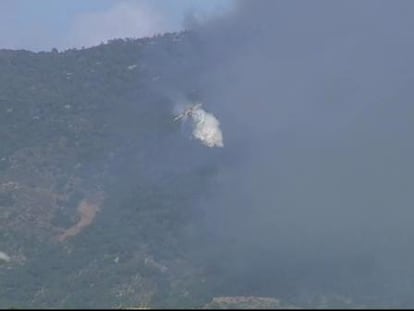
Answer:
0;32;223;308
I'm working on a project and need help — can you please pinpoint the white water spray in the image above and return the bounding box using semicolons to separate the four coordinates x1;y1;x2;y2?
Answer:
174;102;224;148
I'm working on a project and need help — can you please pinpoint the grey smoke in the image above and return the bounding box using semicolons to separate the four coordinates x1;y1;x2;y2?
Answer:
178;0;414;306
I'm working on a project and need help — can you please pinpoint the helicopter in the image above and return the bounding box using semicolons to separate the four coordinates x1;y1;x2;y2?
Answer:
173;103;203;121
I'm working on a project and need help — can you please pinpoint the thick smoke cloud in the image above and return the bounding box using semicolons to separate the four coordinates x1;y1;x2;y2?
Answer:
182;0;414;306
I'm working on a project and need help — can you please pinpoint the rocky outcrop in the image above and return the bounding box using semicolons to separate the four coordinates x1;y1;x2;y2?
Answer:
203;296;289;309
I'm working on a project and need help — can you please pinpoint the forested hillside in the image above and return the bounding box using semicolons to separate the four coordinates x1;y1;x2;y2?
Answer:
0;32;235;308
2;3;414;306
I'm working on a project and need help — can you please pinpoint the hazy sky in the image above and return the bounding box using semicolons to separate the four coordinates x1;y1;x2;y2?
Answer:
0;0;234;51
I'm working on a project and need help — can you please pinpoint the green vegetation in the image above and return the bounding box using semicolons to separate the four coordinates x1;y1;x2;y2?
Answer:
0;32;222;308
0;31;354;309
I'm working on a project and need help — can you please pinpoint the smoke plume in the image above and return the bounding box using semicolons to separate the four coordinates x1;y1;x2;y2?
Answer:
177;0;414;307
